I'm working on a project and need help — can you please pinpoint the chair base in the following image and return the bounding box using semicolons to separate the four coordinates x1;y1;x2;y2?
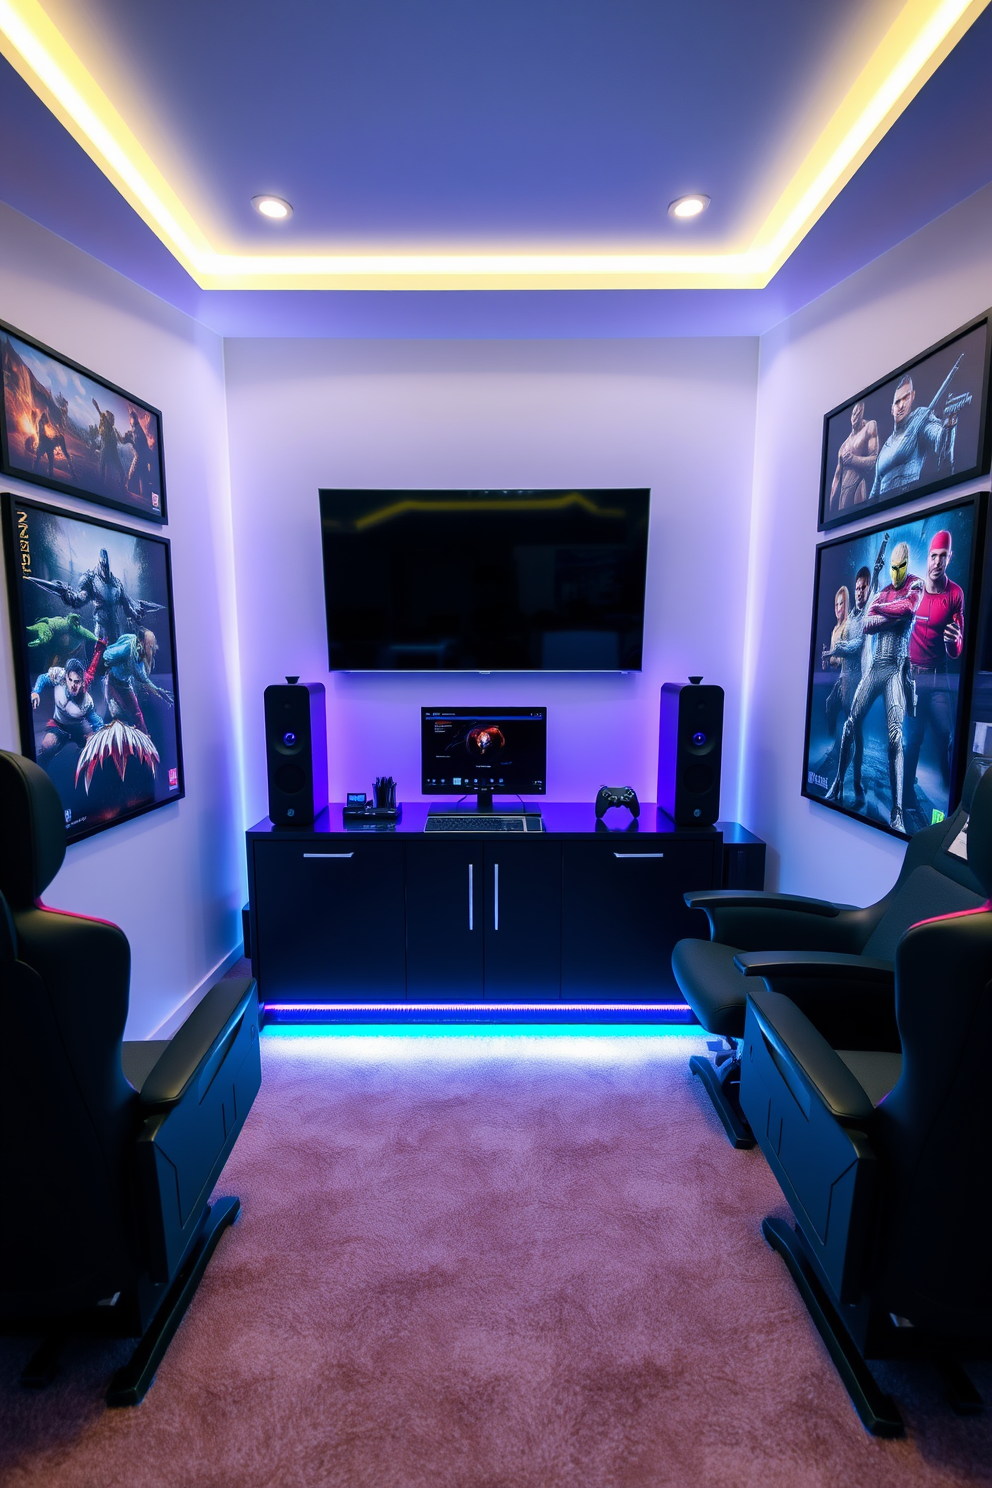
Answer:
762;1216;987;1436
107;1196;240;1407
689;1047;755;1149
17;1197;240;1407
762;1216;903;1436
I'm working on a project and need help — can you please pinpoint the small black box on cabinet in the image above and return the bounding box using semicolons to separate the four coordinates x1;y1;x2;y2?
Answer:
719;825;766;889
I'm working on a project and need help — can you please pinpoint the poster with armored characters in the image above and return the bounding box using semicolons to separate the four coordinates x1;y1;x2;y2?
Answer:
818;311;992;532
0;319;166;522
2;493;184;843
803;496;983;839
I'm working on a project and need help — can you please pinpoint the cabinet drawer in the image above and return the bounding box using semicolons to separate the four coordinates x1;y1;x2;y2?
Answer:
561;839;718;1001
253;839;406;1002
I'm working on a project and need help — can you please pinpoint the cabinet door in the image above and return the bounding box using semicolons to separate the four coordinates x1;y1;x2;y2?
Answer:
252;839;406;1002
483;841;561;1002
561;839;718;1002
405;840;484;1001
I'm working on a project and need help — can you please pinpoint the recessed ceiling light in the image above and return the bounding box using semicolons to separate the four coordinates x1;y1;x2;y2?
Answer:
668;195;710;220
252;195;293;220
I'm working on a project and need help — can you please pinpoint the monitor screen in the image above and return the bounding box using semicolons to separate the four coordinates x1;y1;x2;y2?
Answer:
319;488;650;671
422;707;547;796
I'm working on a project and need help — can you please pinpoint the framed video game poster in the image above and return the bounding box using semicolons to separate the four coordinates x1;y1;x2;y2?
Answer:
802;494;985;840
1;492;184;844
0;319;166;523
818;309;992;532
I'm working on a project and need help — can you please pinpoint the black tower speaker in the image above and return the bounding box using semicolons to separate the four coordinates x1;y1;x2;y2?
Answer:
658;677;723;827
264;678;328;826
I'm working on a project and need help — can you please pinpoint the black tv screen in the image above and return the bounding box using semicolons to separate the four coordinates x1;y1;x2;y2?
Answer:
319;488;650;670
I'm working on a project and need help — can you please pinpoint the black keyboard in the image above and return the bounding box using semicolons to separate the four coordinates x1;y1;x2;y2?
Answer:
424;815;542;833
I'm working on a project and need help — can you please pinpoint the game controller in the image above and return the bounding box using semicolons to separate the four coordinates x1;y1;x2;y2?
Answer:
595;786;640;820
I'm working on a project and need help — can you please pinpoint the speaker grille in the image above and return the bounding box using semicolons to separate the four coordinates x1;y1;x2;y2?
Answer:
274;763;306;795
683;763;714;794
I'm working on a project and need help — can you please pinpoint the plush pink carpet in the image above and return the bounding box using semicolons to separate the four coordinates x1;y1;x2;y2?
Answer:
2;1028;990;1488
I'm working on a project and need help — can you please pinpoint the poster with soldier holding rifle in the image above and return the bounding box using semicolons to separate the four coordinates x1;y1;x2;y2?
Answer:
819;310;992;531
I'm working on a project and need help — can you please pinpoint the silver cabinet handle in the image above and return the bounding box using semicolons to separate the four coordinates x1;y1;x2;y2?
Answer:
613;852;665;859
468;862;474;930
303;852;354;859
494;862;499;930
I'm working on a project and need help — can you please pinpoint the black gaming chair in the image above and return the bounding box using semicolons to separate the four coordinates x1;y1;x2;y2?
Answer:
0;750;261;1405
736;764;992;1436
672;761;987;1147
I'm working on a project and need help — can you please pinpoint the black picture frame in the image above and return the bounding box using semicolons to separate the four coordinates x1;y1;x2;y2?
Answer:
962;514;992;780
2;492;184;844
0;319;167;523
802;493;985;840
818;309;992;532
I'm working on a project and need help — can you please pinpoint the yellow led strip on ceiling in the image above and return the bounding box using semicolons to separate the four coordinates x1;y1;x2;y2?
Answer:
0;0;987;291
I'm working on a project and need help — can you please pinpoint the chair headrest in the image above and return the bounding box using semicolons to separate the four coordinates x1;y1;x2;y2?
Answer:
961;757;992;813
0;751;66;907
967;764;992;899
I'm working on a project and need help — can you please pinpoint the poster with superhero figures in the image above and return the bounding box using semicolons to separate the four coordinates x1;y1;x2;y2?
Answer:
0;319;166;523
803;496;983;840
2;493;184;844
818;310;992;532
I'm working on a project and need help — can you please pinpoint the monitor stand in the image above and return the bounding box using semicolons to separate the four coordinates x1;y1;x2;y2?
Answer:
428;790;532;817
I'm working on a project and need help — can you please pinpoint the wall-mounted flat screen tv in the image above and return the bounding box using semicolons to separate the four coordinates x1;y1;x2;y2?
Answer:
319;488;650;671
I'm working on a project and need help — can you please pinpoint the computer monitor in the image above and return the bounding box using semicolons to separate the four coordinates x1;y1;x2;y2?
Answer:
421;707;547;813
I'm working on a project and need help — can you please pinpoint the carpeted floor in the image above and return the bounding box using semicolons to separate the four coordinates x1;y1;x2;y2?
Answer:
2;1027;991;1488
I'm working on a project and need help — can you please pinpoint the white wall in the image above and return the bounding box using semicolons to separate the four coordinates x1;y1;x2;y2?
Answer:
223;337;759;826
745;183;992;900
0;203;245;1038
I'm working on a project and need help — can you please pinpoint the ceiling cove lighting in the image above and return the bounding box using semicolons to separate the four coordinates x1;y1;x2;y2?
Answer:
668;195;710;220
0;0;986;289
252;195;293;220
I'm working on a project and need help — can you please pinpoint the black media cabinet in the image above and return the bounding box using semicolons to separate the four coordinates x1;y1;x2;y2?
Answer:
245;805;764;1018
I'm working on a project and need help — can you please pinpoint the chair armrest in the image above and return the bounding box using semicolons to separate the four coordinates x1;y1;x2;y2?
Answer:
684;892;869;953
734;950;893;981
736;952;896;1049
684;889;848;916
747;987;875;1123
138;977;257;1110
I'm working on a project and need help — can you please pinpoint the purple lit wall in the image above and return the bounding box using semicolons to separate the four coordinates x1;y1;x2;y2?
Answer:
744;180;992;903
222;337;759;826
0;201;245;1039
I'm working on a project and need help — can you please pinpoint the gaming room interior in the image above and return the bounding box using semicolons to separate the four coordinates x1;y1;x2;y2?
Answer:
3;1;992;1482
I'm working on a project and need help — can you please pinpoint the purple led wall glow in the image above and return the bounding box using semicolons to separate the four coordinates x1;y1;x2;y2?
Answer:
224;337;759;827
